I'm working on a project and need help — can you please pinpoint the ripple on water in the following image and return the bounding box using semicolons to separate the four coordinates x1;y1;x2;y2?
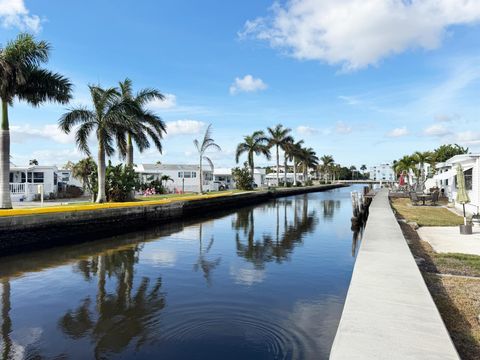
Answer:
158;300;319;359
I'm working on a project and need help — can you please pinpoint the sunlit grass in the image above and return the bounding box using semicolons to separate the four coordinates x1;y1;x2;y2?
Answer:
391;197;463;226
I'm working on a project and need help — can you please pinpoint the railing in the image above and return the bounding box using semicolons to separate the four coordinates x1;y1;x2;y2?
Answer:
9;183;26;194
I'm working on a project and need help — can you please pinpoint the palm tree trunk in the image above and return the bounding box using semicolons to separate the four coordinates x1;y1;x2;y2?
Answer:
199;156;203;193
0;100;12;209
284;153;288;186
126;133;134;166
276;145;279;186
293;160;297;186
96;140;106;203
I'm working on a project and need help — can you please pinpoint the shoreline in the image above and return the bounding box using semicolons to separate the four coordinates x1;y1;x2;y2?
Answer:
0;184;345;256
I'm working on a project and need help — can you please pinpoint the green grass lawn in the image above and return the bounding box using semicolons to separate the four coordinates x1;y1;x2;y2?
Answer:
391;198;464;226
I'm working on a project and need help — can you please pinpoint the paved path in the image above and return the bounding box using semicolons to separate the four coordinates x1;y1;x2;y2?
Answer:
330;189;459;360
418;226;480;256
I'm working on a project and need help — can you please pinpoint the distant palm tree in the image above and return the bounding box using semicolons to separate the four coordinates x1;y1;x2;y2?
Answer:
160;174;173;188
360;164;367;173
194;124;221;193
298;147;319;182
59;85;136;203
320;155;334;182
0;33;72;208
413;151;433;182
117;78;166;166
267;124;293;186
235;130;271;176
284;139;304;186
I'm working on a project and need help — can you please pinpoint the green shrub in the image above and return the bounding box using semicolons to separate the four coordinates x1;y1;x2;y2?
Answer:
232;164;253;190
105;162;139;202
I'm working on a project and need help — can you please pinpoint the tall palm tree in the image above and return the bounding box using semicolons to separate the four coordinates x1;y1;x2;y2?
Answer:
0;33;72;208
320;155;334;182
235;130;271;176
194;124;221;193
59;85;137;203
284;139;304;186
117;78;166;166
267;124;293;186
72;157;97;201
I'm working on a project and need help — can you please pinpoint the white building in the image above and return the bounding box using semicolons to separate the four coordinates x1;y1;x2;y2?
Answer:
265;171;305;186
369;164;395;182
433;154;479;214
9;165;83;202
135;163;214;193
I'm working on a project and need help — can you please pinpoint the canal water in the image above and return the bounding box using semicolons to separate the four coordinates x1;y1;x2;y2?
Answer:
0;186;363;360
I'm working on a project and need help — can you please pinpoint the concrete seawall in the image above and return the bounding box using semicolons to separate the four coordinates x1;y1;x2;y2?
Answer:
0;184;344;255
330;189;459;359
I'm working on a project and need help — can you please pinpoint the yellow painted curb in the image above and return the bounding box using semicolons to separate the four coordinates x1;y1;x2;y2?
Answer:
0;191;240;217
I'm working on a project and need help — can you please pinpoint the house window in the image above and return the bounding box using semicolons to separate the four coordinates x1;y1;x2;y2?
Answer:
54;173;58;185
28;172;44;183
465;169;473;190
9;173;13;183
184;171;192;178
178;172;183;178
192;172;197;178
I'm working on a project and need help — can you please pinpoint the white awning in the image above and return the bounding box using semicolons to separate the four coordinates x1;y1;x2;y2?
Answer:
434;165;473;181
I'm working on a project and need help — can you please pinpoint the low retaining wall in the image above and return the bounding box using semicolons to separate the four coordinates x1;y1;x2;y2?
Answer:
0;184;344;255
330;189;459;359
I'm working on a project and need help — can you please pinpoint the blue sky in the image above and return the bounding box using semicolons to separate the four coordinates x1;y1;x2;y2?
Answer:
2;0;480;169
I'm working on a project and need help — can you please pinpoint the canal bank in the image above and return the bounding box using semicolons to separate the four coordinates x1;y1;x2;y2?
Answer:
0;184;344;255
330;189;459;359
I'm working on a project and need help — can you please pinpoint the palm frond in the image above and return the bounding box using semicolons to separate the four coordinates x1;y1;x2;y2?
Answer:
17;68;72;105
58;108;95;132
203;156;214;171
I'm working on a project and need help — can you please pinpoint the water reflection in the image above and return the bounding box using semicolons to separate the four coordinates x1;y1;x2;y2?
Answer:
0;187;364;359
234;195;317;269
59;246;166;357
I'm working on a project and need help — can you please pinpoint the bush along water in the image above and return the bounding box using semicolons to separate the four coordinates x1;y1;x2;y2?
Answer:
232;163;254;190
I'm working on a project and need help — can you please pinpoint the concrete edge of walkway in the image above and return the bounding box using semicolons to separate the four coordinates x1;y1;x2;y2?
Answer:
330;188;459;360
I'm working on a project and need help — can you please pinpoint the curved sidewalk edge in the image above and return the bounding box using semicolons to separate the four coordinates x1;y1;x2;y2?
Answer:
330;188;459;360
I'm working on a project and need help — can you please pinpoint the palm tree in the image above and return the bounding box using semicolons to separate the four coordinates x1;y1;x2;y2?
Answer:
0;33;72;208
59;85;137;203
360;164;367;173
267;124;293;186
235;130;271;177
320;155;334;182
413;151;433;182
117;78;166;166
284;139;304;186
298;147;319;182
160;174;173;188
194;124;221;193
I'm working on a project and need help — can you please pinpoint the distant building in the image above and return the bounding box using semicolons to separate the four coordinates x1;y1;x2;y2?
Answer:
134;163;214;193
369;164;395;182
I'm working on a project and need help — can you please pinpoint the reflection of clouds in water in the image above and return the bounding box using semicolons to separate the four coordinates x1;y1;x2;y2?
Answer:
285;297;344;359
8;327;43;360
229;264;266;286
143;249;177;267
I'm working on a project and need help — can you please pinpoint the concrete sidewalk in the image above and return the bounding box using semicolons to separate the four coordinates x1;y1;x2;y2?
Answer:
330;189;459;360
418;226;480;255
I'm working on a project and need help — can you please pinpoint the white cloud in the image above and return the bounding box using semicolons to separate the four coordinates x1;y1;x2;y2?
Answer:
387;127;409;138
166;120;205;136
11;148;82;167
423;123;452;137
10;124;74;144
0;0;42;32
335;121;352;134
455;130;480;145
240;0;480;70
229;75;267;95
149;93;177;109
296;125;318;136
434;113;460;122
230;264;266;286
338;95;361;106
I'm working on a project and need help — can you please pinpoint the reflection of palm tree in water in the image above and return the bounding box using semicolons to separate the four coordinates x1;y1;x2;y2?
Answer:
234;195;317;268
59;246;166;358
1;279;12;360
193;223;221;286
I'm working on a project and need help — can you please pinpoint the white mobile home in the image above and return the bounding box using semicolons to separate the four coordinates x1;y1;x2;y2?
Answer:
135;163;214;193
9;165;59;201
434;154;480;214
